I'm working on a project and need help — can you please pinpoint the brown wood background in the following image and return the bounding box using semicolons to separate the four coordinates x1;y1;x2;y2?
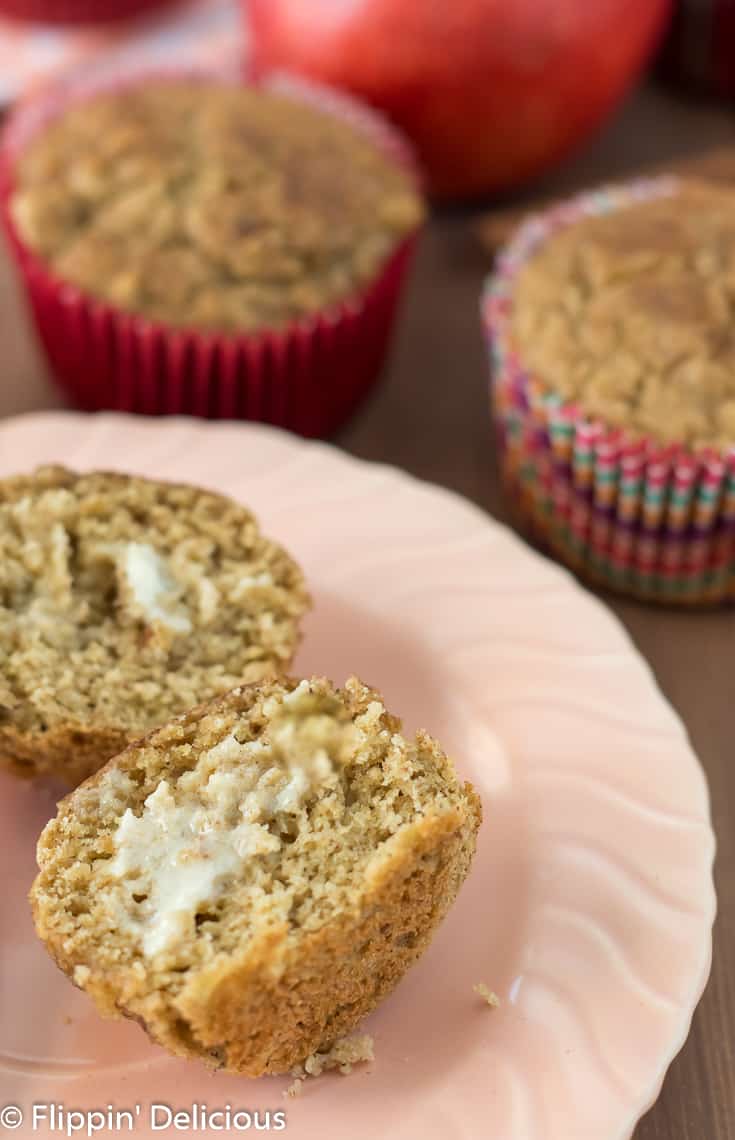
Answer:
0;81;733;1140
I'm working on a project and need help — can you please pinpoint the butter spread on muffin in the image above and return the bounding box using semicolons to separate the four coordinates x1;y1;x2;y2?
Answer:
10;82;424;332
108;681;335;958
0;466;309;784
31;676;481;1076
511;180;735;449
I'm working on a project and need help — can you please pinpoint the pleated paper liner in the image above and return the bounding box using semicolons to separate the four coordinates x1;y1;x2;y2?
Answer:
0;66;422;438
484;177;735;605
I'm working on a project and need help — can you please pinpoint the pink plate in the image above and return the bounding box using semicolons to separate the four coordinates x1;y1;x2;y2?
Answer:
0;413;715;1140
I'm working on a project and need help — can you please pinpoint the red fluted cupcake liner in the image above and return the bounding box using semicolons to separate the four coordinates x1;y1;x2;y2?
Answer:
483;178;735;607
0;66;422;438
0;0;169;23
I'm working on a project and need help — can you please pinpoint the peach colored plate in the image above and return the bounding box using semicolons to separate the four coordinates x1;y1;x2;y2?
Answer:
0;413;716;1140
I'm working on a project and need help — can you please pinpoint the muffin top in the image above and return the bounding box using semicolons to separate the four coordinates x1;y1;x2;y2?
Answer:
9;81;423;332
511;180;735;449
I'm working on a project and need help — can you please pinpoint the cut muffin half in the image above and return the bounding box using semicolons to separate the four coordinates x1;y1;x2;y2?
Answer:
31;676;481;1076
0;466;309;784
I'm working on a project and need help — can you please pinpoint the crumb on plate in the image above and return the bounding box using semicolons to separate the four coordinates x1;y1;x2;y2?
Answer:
285;1033;375;1096
473;982;499;1008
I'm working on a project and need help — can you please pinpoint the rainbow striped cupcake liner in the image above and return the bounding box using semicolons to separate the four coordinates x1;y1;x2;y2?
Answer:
482;178;735;605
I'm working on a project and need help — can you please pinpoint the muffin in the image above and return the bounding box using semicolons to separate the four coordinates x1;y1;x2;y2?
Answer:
0;466;309;784
0;75;424;436
484;177;735;604
31;675;482;1076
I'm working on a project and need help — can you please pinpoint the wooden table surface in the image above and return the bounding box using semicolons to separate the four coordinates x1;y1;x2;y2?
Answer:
1;80;733;1140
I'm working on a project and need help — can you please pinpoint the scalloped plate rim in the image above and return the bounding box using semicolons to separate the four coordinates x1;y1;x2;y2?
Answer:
0;410;716;1140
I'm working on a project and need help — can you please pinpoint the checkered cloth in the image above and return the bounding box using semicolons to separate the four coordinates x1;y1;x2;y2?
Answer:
0;0;240;104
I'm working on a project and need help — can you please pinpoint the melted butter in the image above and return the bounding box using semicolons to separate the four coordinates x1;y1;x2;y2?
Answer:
110;777;280;957
122;542;192;634
107;687;351;959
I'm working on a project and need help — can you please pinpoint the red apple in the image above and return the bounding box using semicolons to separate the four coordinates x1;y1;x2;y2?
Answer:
246;0;672;199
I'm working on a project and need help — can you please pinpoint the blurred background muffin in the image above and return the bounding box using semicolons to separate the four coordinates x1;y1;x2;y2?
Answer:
1;73;424;435
485;177;735;605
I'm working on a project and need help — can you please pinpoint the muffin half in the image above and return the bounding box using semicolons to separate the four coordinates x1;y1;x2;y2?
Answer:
31;676;482;1075
0;466;309;784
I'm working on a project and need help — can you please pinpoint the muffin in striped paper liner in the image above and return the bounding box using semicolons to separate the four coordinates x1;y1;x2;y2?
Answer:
483;177;735;605
0;66;423;438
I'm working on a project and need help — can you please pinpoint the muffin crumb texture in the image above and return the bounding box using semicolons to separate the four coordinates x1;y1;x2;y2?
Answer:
287;1031;375;1093
512;180;735;448
11;82;423;332
0;466;308;783
473;982;499;1008
31;676;481;1076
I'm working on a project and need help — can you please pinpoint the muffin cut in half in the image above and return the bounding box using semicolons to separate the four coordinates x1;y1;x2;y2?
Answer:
31;676;481;1076
0;466;308;785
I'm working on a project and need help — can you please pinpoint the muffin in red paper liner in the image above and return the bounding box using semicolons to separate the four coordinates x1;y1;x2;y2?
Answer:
0;69;424;437
483;177;735;606
0;0;168;23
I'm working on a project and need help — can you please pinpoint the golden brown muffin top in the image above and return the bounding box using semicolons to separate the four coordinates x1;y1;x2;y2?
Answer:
10;82;424;332
511;180;735;449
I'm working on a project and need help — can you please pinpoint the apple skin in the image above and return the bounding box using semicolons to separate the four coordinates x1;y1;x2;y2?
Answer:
246;0;672;199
